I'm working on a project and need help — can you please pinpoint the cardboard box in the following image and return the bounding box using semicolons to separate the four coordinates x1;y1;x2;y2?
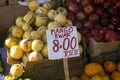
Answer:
0;4;28;28
88;38;120;57
8;0;17;5
0;0;6;6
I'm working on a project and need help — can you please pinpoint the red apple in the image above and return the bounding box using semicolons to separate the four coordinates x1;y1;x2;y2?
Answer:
105;31;117;42
68;3;79;13
111;16;119;26
115;1;120;9
89;14;99;23
94;24;102;29
94;0;104;4
65;0;78;7
99;27;109;36
84;21;94;29
104;0;115;8
85;33;93;44
91;28;99;36
108;6;118;16
95;7;104;16
101;13;109;26
79;27;90;36
108;24;114;31
76;11;86;20
116;25;120;31
74;20;82;29
116;32;120;40
84;4;94;15
93;33;103;42
67;11;76;22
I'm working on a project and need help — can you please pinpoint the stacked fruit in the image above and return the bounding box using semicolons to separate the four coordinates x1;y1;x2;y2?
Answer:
68;61;120;80
64;0;120;44
4;1;84;79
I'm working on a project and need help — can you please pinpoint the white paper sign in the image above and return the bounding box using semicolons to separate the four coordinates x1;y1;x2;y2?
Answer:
46;26;80;60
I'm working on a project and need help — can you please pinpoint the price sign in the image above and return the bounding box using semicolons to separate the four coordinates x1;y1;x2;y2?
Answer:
46;26;80;60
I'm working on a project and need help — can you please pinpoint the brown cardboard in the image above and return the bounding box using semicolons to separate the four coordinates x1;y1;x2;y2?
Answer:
0;0;6;6
0;4;28;28
8;0;17;5
88;38;120;57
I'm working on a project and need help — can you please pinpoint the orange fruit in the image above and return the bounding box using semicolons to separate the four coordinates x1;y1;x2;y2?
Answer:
103;61;117;73
84;63;105;77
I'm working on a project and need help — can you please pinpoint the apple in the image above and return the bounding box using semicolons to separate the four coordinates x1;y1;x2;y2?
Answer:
85;33;93;44
76;11;86;20
105;31;117;42
116;25;120;31
65;0;77;7
99;27;109;35
103;0;114;8
116;32;120;40
108;6;118;16
108;24;114;31
74;20;82;29
84;4;94;15
67;11;76;22
94;24;102;29
100;14;109;26
111;16;119;26
68;3;79;13
115;1;120;9
89;14;99;23
91;28;99;36
84;21;94;29
93;33;103;42
95;7;104;16
79;27;90;36
94;0;104;5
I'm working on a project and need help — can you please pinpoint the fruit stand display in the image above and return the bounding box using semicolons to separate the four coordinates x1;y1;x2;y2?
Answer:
2;0;87;80
0;0;120;80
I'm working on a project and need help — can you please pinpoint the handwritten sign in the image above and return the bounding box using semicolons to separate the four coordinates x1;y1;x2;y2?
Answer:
46;26;80;60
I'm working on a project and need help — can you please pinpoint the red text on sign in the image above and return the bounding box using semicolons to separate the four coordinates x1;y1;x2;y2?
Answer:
64;49;79;58
51;27;73;38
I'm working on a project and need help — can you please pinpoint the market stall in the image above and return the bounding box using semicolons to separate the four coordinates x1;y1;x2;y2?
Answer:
0;0;120;80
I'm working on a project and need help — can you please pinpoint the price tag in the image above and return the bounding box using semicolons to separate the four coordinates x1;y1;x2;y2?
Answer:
46;26;80;60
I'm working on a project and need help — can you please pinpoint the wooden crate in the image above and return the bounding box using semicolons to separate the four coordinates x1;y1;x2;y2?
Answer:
23;56;88;80
88;49;120;65
0;27;8;48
